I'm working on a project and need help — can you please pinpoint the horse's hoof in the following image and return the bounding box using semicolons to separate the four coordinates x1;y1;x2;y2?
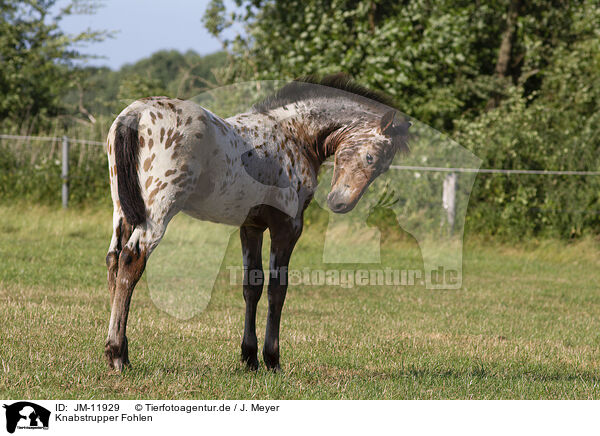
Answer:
262;350;281;372
241;343;260;371
241;353;259;371
108;355;130;372
105;337;130;372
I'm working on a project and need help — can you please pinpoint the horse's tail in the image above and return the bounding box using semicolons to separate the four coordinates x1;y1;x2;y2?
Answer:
114;111;146;227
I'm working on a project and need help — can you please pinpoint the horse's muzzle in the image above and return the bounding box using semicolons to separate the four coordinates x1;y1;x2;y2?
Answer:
327;189;358;214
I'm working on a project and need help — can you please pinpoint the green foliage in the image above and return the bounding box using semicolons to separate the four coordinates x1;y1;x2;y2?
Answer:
0;122;110;206
73;50;228;119
0;145;109;206
207;0;584;131
119;50;228;98
117;75;167;103
0;0;106;127
202;0;228;38
457;89;599;238
456;2;600;238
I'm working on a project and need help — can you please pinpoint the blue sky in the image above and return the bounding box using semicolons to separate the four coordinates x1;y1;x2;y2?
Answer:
56;0;241;70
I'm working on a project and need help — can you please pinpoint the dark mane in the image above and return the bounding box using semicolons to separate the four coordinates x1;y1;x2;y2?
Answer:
254;73;397;113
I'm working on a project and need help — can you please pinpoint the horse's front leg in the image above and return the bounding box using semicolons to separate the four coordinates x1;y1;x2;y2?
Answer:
263;218;302;371
240;225;265;370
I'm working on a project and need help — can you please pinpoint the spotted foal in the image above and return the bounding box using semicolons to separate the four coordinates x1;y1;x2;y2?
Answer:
104;75;410;372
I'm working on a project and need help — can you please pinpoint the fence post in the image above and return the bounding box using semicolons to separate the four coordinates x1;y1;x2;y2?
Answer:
62;136;69;209
442;172;457;235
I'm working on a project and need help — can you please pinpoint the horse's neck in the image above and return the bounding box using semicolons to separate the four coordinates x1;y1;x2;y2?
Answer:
227;99;369;169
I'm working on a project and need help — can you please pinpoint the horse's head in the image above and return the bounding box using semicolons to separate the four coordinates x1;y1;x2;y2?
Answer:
327;110;410;213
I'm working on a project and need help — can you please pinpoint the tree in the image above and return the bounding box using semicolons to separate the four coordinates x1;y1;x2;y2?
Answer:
0;0;105;128
72;50;228;118
204;0;586;132
455;1;600;238
119;49;227;98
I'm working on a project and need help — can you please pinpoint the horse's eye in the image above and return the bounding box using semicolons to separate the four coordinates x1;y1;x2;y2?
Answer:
366;153;374;165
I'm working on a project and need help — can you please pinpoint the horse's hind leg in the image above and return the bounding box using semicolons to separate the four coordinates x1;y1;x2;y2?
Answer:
106;211;130;305
105;219;167;371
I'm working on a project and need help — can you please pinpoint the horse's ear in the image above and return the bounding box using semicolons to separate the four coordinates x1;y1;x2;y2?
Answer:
380;110;396;135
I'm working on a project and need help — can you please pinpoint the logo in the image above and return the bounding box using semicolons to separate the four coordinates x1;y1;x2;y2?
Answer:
3;402;50;433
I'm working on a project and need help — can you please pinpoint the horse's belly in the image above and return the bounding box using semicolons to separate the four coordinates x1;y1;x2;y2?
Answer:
181;172;300;226
181;182;261;226
181;198;250;226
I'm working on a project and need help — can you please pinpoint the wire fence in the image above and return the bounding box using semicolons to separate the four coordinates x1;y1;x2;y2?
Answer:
2;135;600;225
387;165;600;176
0;134;104;146
322;161;600;176
0;133;107;207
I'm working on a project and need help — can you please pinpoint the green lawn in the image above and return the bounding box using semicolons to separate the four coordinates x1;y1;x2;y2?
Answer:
0;203;599;399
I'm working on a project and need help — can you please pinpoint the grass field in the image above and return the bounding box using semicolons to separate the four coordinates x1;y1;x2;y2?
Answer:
1;203;600;399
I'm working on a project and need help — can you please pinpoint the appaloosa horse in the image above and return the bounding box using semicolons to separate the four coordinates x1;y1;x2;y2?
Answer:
104;74;410;371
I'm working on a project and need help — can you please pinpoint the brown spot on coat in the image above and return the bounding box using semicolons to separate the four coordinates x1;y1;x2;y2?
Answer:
143;154;155;171
145;176;153;189
165;130;183;149
148;187;160;205
172;174;187;185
